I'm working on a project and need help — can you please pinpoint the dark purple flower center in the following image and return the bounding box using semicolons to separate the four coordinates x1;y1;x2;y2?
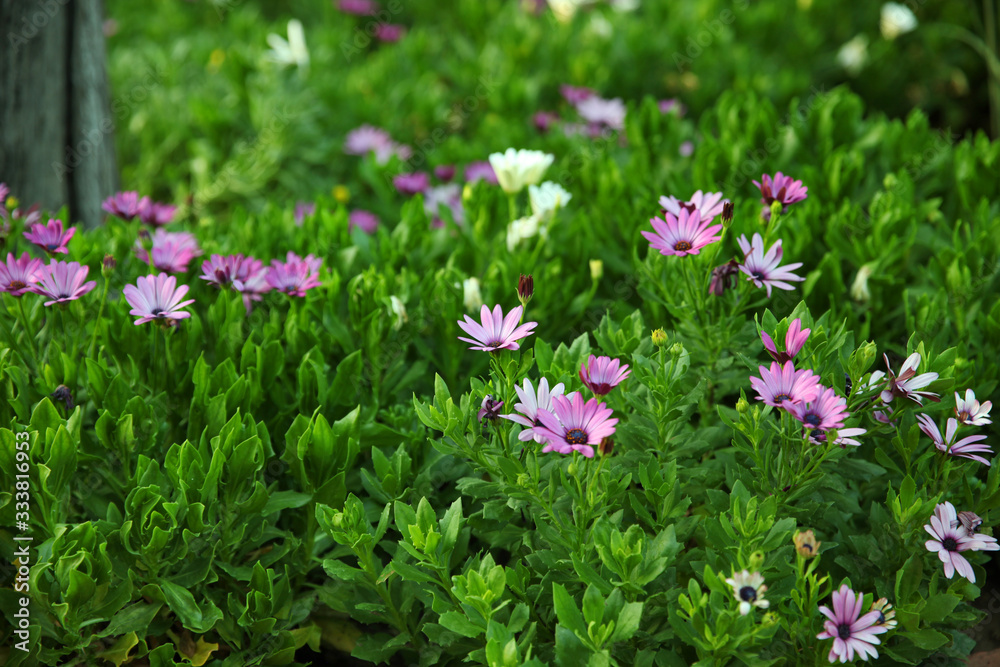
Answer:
215;269;230;283
58;293;69;299
943;537;958;552
958;411;971;422
679;202;697;213
875;611;886;624
739;586;756;602
589;383;612;395
837;623;851;640
753;270;766;280
566;428;588;445
773;393;792;403
152;308;164;316
10;280;26;290
803;413;822;426
46;243;59;250
674;241;692;251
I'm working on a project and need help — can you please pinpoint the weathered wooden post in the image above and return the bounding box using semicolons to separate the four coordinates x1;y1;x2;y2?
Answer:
1;0;118;228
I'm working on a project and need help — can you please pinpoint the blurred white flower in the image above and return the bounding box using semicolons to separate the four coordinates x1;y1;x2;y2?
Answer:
266;19;309;69
506;215;543;252
880;3;917;40
549;0;589;23
489;149;555;194
462;277;483;312
610;0;640;11
851;263;874;302
588;14;613;38
389;296;408;329
837;35;869;76
529;182;572;219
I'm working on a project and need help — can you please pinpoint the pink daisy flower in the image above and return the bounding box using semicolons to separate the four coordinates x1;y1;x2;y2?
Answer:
533;111;560;133
349;210;379;234
424;184;464;227
658;98;685;115
233;257;271;312
816;585;888;663
753;172;808;211
878;352;939;404
642;209;722;257
761;318;811;364
737;233;805;297
580;355;631;396
500;378;567;443
477;395;504;422
266;252;322;297
810;427;867;448
123;274;195;325
200;254;251;289
924;501;999;583
1;200;42;226
0;252;43;297
788;385;849;431
136;230;202;273
575;96;625;130
138;198;177;226
658;190;727;223
344;125;409;164
434;165;456;182
29;261;97;306
533;393;618;458
102;191;144;221
393;172;430;196
457;304;536;352
917;414;993;466
955;389;992;426
749;361;822;408
24;219;75;255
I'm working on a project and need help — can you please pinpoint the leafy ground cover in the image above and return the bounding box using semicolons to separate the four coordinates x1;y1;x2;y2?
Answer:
1;1;999;665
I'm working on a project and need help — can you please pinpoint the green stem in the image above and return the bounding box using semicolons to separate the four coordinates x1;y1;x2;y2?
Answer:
89;277;110;358
15;297;40;369
984;0;1000;138
507;192;519;223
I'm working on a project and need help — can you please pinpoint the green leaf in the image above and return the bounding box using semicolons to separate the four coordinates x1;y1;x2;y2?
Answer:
160;581;223;633
552;583;587;636
439;610;483;638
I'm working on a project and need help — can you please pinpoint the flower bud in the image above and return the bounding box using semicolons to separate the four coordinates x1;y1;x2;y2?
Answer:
6;196;18;210
769;200;783;221
332;185;350;203
850;263;873;302
567;460;578;476
736;397;749;414
721;201;734;228
517;273;534;306
51;385;74;410
102;254;116;277
793;529;821;558
598;437;614;457
589;259;603;281
651;328;667;347
669;342;684;357
137;228;151;245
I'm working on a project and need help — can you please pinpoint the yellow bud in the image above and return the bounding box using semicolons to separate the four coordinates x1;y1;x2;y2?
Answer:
651;328;667;347
589;259;603;281
736;397;749;414
6;196;18;210
208;48;226;70
332;185;350;204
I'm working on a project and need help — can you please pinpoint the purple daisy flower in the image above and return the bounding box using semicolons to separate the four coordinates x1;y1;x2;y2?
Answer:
434;165;456;182
810;427;867;448
659;190;727;224
456;304;537;352
24;219;75;255
266;252;322;297
533;393;619;458
737;233;805;297
29;261;97;306
233;257;270;312
924;501;999;583
878;353;940;405
374;24;405;42
917;414;993;466
642;209;722;257
580;355;630;396
955;389;992;426
200;254;247;288
500;378;567;443
123;273;195;325
753;172;808;212
658;98;685;115
136;230;202;273
761;317;810;364
0;252;43;297
559;84;596;105
138;198;177;227
424;184;464;227
464;161;498;185
294;201;316;225
337;0;379;15
816;585;888;663
393;172;430;196
749;361;822;408
102;191;144;221
788;385;849;432
477;395;504;422
533;111;560;133
349;210;379;234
